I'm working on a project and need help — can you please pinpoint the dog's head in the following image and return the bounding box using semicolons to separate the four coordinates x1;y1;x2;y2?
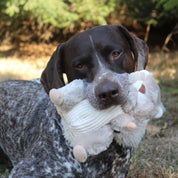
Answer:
41;25;148;109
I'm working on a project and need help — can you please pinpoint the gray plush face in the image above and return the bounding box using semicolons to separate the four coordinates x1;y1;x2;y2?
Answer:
84;68;129;109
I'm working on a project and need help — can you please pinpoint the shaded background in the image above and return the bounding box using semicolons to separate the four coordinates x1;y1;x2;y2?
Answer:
0;0;178;49
0;0;178;177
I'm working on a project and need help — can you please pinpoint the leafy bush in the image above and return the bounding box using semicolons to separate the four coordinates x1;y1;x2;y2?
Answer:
3;0;116;28
2;0;178;28
0;0;177;43
118;0;178;26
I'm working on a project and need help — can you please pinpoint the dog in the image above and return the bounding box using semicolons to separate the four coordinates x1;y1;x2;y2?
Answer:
0;25;148;178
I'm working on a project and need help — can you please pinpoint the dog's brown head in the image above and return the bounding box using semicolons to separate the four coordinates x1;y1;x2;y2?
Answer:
41;24;148;109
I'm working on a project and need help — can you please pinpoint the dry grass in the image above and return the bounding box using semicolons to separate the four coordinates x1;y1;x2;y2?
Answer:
0;44;53;82
0;57;48;82
128;51;178;178
0;44;178;177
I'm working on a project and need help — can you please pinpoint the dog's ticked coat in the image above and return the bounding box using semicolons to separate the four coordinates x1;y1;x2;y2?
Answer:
0;25;148;177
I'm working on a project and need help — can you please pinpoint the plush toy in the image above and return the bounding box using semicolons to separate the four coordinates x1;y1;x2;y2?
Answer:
113;70;165;147
49;70;165;163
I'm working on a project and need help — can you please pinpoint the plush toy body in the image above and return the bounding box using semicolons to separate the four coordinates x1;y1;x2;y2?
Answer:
49;70;165;162
50;80;124;162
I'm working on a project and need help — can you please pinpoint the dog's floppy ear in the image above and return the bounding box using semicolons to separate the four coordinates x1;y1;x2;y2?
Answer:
41;44;65;94
117;24;149;70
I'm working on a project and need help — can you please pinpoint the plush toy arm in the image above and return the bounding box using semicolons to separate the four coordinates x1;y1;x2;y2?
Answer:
114;119;149;148
111;113;137;133
126;121;137;130
49;79;86;112
49;88;63;106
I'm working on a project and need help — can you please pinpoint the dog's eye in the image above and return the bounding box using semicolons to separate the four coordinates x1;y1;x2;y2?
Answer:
112;51;120;57
75;63;87;70
111;50;121;60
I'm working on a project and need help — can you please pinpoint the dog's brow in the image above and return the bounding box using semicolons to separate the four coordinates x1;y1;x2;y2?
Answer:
89;35;103;67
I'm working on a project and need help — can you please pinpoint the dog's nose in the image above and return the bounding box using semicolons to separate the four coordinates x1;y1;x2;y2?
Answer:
95;80;120;108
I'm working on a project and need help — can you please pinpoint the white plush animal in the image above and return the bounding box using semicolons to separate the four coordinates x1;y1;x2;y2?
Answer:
113;70;165;147
49;70;165;162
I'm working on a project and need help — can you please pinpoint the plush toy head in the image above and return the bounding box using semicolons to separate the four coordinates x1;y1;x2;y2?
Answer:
114;70;165;147
124;70;165;119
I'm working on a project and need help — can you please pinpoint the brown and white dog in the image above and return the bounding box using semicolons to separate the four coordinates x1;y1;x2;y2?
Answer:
0;25;148;178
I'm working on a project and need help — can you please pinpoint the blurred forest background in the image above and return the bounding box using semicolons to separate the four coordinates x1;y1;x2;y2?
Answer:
0;0;178;177
0;0;178;49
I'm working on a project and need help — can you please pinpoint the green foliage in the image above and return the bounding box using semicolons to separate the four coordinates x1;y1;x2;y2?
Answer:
118;0;178;26
71;0;116;25
1;0;177;29
0;0;177;43
2;0;116;28
118;0;156;23
156;0;178;23
4;0;78;28
157;0;178;10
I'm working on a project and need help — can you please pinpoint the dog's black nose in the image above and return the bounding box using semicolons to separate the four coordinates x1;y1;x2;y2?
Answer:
95;80;120;108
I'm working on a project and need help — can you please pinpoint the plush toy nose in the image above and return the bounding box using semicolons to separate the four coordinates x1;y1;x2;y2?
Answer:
95;80;121;109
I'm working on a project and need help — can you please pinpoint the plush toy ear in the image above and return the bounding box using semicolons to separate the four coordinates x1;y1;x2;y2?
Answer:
139;84;146;94
41;44;65;94
117;25;149;71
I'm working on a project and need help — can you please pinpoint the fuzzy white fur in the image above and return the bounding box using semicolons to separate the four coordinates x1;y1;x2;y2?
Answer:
49;70;165;162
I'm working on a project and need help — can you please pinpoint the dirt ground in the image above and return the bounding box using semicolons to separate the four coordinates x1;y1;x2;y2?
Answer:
0;43;177;178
